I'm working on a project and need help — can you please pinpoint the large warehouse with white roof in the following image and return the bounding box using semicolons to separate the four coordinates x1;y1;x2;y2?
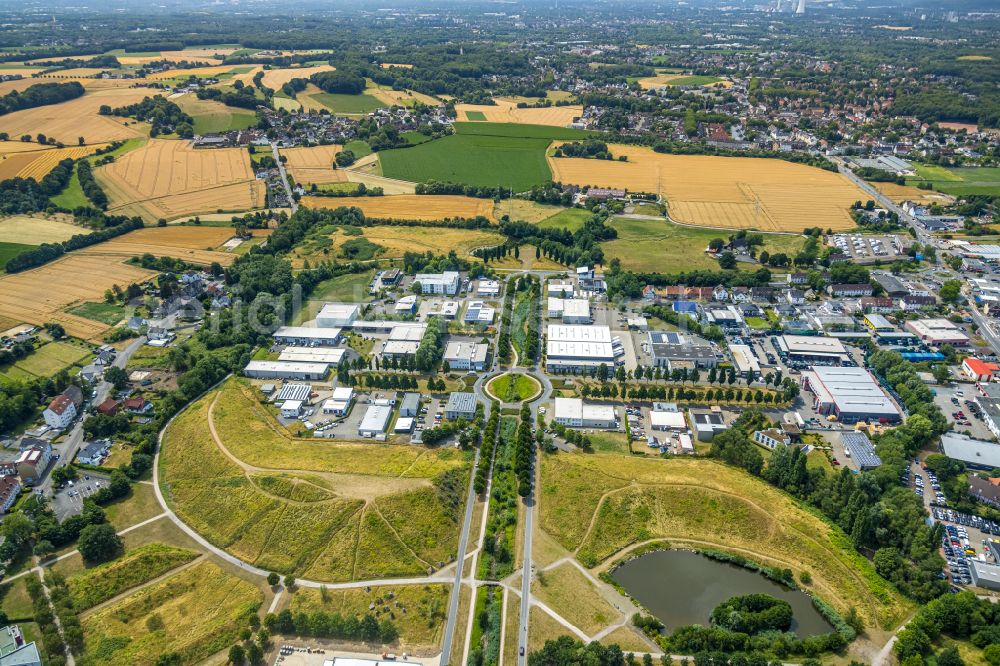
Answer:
546;325;615;373
800;365;901;424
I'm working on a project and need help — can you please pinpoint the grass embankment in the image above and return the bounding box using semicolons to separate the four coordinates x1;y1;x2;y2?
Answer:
908;164;1000;196
66;543;199;611
532;562;620;636
538;452;911;630
159;380;471;581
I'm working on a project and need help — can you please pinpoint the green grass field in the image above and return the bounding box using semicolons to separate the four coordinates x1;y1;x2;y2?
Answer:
908;164;1000;196
175;96;257;135
665;75;723;86
536;208;592;231
343;139;373;158
0;341;91;381
51;169;89;210
602;217;805;273
66;301;130;325
0;241;35;272
312;92;386;115
379;133;552;191
464;110;487;121
486;373;540;402
453;121;596;140
66;543;199;611
539;453;911;630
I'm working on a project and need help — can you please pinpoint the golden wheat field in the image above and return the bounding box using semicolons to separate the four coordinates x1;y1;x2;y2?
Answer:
0;67;45;76
0;87;152;145
146;65;245;81
0;144;108;181
547;145;865;231
76;226;255;266
259;65;335;90
455;99;583;127
0;255;156;338
0;141;56;156
380;63;414;69
874;182;954;205
280;144;346;186
367;87;440;107
0;216;83;244
98;139;264;221
300;194;496;221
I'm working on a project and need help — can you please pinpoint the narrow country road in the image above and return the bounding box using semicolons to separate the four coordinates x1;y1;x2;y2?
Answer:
271;142;298;213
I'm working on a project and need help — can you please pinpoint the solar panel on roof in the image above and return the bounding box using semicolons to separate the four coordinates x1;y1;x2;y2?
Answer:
841;432;882;469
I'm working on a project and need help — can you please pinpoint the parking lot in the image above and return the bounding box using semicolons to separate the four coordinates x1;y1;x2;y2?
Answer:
828;233;904;261
932;383;995;441
51;470;110;521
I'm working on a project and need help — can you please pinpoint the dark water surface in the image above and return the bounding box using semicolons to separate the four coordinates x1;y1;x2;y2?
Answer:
611;550;834;637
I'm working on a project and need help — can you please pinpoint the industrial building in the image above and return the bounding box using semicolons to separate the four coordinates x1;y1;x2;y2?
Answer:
381;323;428;359
274;384;312;403
553;397;617;429
414;271;461;295
464;301;495;325
729;344;761;376
863;314;895;334
358;404;393;436
941;432;1000;470
904;319;970;346
445;392;478;420
545;325;616;373
649;409;687;431
316;303;360;327
647;331;720;369
321;387;355;416
970;560;1000;591
272;326;342;346
963;358;1000;382
560;299;592;324
776;336;850;364
477;280;501;297
800;366;901;424
399;392;421;417
547;280;574;298
277;347;346;366
444;341;488;371
841;431;882;470
243;360;329;380
690;409;727;441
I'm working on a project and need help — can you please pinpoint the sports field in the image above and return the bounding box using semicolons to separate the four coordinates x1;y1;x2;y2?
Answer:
259;64;335;90
379;133;552;192
455;99;583;127
98;138;264;221
0;255;155;338
300;194;495;221
173;95;257;135
539;452;911;630
77;226;247;266
160;380;472;582
548;145;864;231
0;87;151;145
79;560;262;666
602;216;806;272
908;164;1000;196
281;144;345;186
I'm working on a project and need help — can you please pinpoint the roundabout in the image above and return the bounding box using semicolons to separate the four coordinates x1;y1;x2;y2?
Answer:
484;372;543;403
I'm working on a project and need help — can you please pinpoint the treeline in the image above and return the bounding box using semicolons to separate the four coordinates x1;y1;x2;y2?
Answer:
496;211;617;268
0;82;84;116
414;316;447;372
264;608;399;644
312;70;366;95
76;160;107;209
5;217;143;273
513;404;534;496
473;401;501;495
415;180;511;199
552;139;616;160
895;591;1000;663
106;95;193;137
197;85;262;111
606;262;774;300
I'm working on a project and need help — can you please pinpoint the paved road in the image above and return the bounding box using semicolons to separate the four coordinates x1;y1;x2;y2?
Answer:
271;142;297;213
40;335;146;501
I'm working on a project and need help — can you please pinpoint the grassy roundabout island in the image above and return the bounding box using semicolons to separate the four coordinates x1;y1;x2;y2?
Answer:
486;373;542;403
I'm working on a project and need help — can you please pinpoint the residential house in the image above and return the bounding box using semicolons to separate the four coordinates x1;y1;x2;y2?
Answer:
786;289;805;305
96;398;120;416
788;273;808;285
122;396;152;414
15;442;51;485
753;429;790;450
0;476;21;513
858;296;895;314
828;283;873;298
899;295;936;311
42;386;82;430
712;285;729;302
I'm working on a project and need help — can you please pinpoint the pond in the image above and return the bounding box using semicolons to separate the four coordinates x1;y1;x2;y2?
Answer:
611;550;834;637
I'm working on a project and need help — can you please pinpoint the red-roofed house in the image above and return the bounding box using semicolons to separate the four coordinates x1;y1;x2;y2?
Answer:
0;475;21;513
123;396;152;414
963;358;1000;382
42;386;83;430
96;398;120;416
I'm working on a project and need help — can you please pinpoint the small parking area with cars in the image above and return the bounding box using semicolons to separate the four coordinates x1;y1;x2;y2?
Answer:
52;470;111;521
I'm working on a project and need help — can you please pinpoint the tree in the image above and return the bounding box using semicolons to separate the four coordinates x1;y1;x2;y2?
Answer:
104;366;128;390
283;574;296;589
267;572;280;586
228;644;246;665
718;252;737;269
940;279;962;303
77;523;123;563
708;238;725;252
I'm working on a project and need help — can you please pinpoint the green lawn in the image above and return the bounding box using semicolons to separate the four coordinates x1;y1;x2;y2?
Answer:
536;208;592;232
601;216;805;273
0;341;91;381
907;164;1000;196
51;168;89;210
343;140;373;158
0;241;35;272
453;122;597;140
175;96;258;135
464;110;487;121
66;301;131;326
379;133;552;192
311;92;386;115
666;75;723;86
487;374;540;402
290;271;376;324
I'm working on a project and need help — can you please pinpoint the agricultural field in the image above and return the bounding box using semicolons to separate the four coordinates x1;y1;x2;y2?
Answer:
97;139;265;221
455;99;583;127
77;225;252;266
535;208;593;231
873;181;954;205
493;199;565;224
0;340;91;381
0;215;82;245
366;86;441;108
907;164;1000;196
636;73;728;89
0;144;107;181
548;146;865;231
308;92;387;115
294;224;503;266
602;216;806;273
300;194;495;221
0;242;32;272
259;64;335;90
145;64;249;81
0;87;152;145
173;95;257;135
159;380;472;581
379;133;552;192
0;254;155;338
538;452;911;630
65;301;131;326
286;584;450;651
78;560;262;666
452;121;595;140
66;543;199;611
280;144;345;186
